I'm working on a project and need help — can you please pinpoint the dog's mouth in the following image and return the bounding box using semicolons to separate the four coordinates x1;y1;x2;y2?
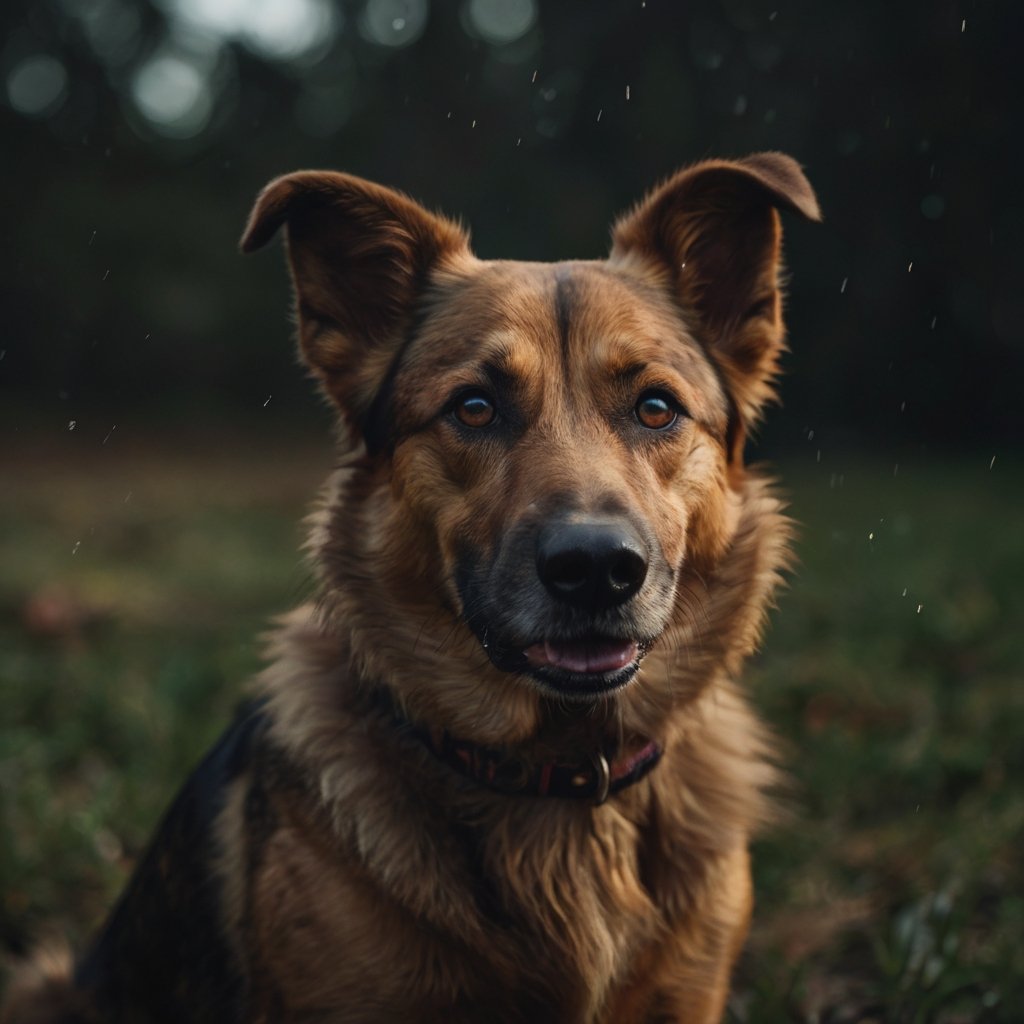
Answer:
524;636;641;699
525;637;638;675
479;633;645;700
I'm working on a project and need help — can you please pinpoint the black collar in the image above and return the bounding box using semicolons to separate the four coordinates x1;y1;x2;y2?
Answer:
376;691;662;805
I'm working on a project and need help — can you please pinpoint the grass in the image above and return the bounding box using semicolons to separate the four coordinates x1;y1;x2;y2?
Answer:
1;433;1021;1020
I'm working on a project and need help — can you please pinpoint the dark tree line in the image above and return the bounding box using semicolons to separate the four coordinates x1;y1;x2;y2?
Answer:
2;0;1020;452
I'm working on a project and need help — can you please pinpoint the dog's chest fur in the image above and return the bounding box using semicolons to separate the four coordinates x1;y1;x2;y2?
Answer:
216;607;767;1024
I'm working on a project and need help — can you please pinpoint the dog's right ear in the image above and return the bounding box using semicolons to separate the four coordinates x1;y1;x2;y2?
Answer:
241;171;470;437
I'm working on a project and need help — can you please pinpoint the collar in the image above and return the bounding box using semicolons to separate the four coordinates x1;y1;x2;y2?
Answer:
377;692;662;805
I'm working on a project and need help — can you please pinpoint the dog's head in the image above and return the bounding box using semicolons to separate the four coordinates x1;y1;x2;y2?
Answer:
242;157;818;721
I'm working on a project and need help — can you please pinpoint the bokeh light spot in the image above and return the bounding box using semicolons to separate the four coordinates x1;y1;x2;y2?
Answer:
466;0;536;45
6;55;68;117
921;194;946;220
170;0;337;61
131;55;212;138
359;0;428;48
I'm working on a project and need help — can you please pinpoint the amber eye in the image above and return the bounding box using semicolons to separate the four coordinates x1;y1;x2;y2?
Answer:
634;391;678;430
454;392;496;428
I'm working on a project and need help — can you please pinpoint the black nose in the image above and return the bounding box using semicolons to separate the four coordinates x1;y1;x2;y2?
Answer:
536;521;649;610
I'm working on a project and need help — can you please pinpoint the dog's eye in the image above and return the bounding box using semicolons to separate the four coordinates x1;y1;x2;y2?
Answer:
454;392;496;428
634;391;678;430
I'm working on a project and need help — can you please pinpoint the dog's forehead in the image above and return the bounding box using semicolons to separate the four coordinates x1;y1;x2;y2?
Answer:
399;259;728;420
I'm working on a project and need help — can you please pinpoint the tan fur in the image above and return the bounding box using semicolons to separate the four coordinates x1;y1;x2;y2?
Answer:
0;942;90;1024
4;155;818;1023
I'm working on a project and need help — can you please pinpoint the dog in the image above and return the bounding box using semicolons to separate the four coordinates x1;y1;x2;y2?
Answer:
2;153;819;1023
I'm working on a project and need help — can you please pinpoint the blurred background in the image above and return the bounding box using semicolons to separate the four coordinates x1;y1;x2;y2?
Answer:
1;1;1021;1020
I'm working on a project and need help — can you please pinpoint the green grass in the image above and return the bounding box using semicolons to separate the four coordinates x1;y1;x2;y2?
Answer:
1;438;1021;1020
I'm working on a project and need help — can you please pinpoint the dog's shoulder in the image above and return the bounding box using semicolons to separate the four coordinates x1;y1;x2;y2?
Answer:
71;700;271;1023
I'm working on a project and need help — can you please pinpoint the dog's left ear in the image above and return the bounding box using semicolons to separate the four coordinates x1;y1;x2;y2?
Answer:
611;153;820;452
241;171;470;441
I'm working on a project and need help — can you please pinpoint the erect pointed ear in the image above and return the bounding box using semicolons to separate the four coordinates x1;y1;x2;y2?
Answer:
241;171;470;438
610;152;820;454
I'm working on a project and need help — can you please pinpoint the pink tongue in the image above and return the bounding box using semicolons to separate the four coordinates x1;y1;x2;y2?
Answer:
526;639;638;674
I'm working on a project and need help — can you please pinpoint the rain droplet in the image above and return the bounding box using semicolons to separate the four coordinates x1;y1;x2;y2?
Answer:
868;532;874;540
68;420;76;431
596;108;603;122
102;269;111;281
124;491;133;503
907;261;913;272
263;395;272;407
471;119;477;128
840;276;848;293
625;84;630;100
531;69;538;83
72;541;81;555
930;316;937;329
961;18;966;31
989;455;996;469
916;604;923;614
102;425;116;444
89;230;97;246
902;588;907;597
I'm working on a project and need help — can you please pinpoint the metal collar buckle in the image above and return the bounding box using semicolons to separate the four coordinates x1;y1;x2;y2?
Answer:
592;752;611;805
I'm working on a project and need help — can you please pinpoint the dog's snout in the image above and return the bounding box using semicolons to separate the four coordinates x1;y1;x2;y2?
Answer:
536;521;649;609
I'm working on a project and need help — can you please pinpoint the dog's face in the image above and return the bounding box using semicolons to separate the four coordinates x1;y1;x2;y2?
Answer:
242;157;818;707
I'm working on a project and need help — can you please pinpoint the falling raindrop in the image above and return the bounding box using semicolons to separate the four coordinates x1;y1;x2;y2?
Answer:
625;84;630;100
840;277;848;293
989;455;996;469
68;420;76;430
263;395;272;407
72;541;81;555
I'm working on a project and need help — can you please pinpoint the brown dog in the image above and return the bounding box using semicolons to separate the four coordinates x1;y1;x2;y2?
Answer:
3;154;818;1023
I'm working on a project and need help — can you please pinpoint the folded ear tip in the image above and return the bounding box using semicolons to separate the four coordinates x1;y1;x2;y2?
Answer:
741;151;822;222
238;176;294;253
